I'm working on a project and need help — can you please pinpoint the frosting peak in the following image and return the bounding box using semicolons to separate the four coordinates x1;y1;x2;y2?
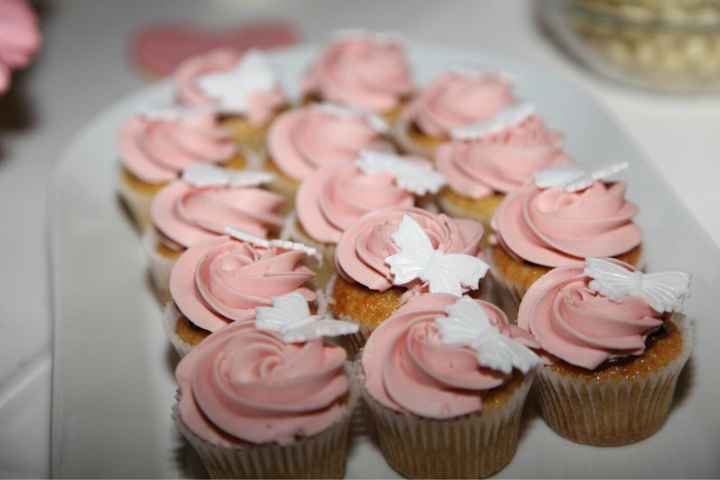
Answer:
403;71;513;138
151;180;285;248
267;105;391;181
119;110;236;184
301;34;414;112
362;293;536;418
493;181;641;267
169;236;316;332
335;207;484;292
518;263;663;369
436;115;569;199
176;321;350;445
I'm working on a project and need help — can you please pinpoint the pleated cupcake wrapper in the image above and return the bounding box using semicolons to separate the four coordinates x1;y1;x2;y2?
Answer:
163;302;194;358
535;314;694;446
173;365;360;479
116;171;155;234
143;228;177;306
353;360;535;479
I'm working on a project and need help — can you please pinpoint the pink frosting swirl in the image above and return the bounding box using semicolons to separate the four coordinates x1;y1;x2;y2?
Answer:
362;293;537;418
174;49;286;126
170;236;316;332
301;35;414;113
493;181;641;267
296;160;414;244
176;320;350;445
436;116;570;199
335;207;484;292
518;263;663;370
267;106;389;181
403;72;513;138
151;180;285;248
0;0;41;94
119;111;236;184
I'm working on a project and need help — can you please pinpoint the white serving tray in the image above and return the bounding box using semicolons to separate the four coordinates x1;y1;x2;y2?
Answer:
50;44;720;478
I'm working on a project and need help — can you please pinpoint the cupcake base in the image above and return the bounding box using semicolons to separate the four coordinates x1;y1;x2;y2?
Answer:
393;117;446;158
116;167;166;234
263;157;300;209
361;367;535;479
535;316;693;446
163;303;209;357
437;187;506;232
144;229;183;305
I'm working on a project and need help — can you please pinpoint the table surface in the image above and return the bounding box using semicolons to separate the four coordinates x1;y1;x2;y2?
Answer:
3;0;719;477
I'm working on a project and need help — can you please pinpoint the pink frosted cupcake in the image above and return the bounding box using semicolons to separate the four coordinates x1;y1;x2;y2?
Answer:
165;233;318;356
175;49;288;149
436;102;570;230
175;293;359;478
116;108;245;232
265;103;393;202
330;206;489;353
146;164;285;303
0;0;41;94
518;258;692;446
289;151;446;285
301;31;414;122
491;163;644;301
396;70;514;157
360;293;540;478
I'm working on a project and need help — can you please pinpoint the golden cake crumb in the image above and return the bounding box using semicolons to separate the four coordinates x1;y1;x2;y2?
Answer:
481;370;526;412
120;167;167;195
175;314;210;346
405;122;446;152
330;275;404;330
439;187;506;226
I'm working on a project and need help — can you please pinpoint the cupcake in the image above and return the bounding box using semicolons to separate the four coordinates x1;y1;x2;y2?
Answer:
436;103;570;230
175;49;288;149
290;151;446;286
330;206;488;353
396;70;513;157
491;163;643;302
517;257;692;446
301;31;414;122
165;233;317;356
146;164;285;303
116;108;245;233
360;293;541;478
265;103;393;203
175;293;359;478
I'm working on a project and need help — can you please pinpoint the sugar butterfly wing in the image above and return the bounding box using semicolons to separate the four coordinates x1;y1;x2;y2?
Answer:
584;257;638;301
637;271;691;313
426;253;489;296
473;333;540;375
255;292;311;333
437;297;494;346
282;317;359;343
386;214;435;285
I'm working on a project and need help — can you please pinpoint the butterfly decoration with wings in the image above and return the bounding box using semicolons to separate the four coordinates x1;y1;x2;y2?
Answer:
436;297;541;374
533;162;629;193
385;214;489;297
584;257;691;313
224;226;321;263
356;150;447;196
255;292;359;343
182;163;274;189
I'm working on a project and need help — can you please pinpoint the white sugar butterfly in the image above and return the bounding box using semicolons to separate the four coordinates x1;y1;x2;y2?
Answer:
533;162;629;192
255;292;359;343
224;226;321;263
385;214;489;296
356;150;446;195
584;257;690;313
450;101;535;140
437;297;541;374
182;163;274;188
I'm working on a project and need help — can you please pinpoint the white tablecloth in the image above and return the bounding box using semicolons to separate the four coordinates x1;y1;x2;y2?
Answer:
2;0;719;476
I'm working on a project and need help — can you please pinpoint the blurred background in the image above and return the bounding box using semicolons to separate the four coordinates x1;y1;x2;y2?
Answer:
2;0;720;477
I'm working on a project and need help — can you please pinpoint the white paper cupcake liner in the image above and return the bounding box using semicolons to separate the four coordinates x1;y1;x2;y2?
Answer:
173;365;359;479
143;229;179;306
356;361;535;478
535;315;694;446
163;302;194;358
116;171;156;234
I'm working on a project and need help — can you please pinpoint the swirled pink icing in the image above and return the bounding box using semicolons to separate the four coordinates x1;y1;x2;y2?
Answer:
403;72;513;138
174;49;286;126
0;0;41;94
493;181;641;267
119;111;236;184
296;160;414;244
170;236;316;332
267;106;390;181
436;116;570;199
151;180;285;248
362;293;537;418
176;320;350;445
335;207;484;291
518;263;662;370
301;35;414;113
